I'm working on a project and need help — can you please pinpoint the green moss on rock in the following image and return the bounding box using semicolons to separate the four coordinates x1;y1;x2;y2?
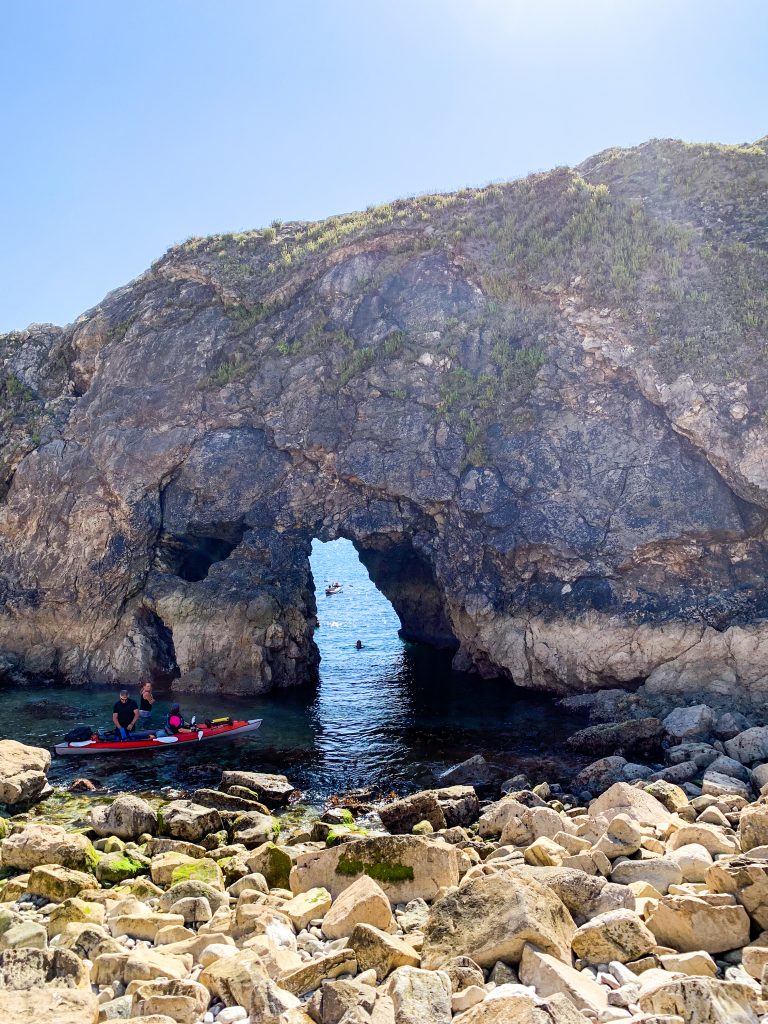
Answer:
335;854;414;883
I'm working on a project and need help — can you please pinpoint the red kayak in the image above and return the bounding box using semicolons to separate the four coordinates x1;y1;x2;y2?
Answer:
54;717;262;756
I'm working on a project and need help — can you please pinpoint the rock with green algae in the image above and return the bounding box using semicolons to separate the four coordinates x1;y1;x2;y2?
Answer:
26;865;96;903
94;851;149;885
412;820;434;835
46;897;105;939
170;857;224;890
0;823;99;873
325;824;369;847
290;835;460;903
111;876;162;901
245;842;294;889
158;879;228;916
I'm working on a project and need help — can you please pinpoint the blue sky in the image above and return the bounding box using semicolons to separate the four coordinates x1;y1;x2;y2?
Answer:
1;0;766;332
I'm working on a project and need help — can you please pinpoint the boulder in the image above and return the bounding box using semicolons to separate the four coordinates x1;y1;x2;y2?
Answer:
322;874;394;938
89;794;157;840
571;909;656;964
436;755;494;787
519;944;607;1012
448;987;590;1023
571;756;628;796
663;705;716;741
565;718;665;759
27;865;95;902
702;771;751;799
646;894;750;953
231;811;278;847
0;921;47;951
706;754;751;782
1;823;98;872
588;782;672;829
290;835;459;903
0;740;51;807
638;976;758;1024
159;879;228;917
0;946;89;989
725;727;768;765
0;990;99;1024
348;923;420;979
667;823;740;856
379;792;447;834
706;859;768;930
644;780;690;813
435;786;480;827
503;865;632;925
386;965;452;1024
421;872;575;969
131;978;210;1024
157;800;222;842
668;742;719;769
477;797;530;839
668;842;713;883
199;948;267;1005
280;948;358;995
740;805;768;852
281;888;332;931
220;770;295;806
610;856;683;894
715;712;752;740
245;842;294;889
440;955;485;993
94;851;148;885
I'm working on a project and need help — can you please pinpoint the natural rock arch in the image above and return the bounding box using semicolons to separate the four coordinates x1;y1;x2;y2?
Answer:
1;138;768;705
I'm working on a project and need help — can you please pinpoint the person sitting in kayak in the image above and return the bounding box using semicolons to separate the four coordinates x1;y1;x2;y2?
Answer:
112;688;139;740
165;703;195;735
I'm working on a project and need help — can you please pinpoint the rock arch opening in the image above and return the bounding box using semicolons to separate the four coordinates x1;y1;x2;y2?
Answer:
310;532;459;655
154;522;247;583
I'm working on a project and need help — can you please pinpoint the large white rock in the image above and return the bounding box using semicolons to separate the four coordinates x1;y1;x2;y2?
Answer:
646;894;750;953
519;943;607;1012
0;740;51;807
588;782;672;830
421;872;575;969
289;836;459;903
638;975;758;1024
1;824;96;873
571;909;656;964
386;966;452;1024
321;874;394;939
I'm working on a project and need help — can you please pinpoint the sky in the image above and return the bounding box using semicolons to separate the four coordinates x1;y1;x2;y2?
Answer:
1;0;766;333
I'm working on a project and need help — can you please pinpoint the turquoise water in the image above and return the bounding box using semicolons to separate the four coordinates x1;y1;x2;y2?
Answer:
0;539;589;799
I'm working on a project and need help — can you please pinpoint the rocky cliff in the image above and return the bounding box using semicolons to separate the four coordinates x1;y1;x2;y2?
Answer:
1;138;767;704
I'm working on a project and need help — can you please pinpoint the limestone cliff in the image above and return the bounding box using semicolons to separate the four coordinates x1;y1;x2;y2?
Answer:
1;137;767;704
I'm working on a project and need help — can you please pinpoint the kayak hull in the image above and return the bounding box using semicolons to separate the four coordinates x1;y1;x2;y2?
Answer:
54;718;262;756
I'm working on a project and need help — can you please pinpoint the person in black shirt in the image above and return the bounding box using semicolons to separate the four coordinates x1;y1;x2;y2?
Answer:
112;688;139;740
138;681;155;723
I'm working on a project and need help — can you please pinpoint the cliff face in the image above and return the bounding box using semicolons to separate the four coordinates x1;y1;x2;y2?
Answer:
1;138;768;704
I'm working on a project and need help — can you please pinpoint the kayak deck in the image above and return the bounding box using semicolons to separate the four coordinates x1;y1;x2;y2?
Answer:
54;717;262;756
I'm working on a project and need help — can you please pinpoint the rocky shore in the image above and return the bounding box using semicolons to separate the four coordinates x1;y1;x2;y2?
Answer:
3;708;768;1024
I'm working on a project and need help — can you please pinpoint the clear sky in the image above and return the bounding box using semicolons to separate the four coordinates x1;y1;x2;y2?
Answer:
1;0;766;333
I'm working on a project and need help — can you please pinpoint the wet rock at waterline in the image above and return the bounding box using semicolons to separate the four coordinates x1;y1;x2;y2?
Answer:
3;139;768;705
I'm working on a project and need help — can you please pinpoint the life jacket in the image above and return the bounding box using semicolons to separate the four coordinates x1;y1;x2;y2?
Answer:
166;712;184;734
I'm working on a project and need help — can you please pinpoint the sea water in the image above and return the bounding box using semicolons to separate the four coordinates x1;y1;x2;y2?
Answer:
0;539;590;799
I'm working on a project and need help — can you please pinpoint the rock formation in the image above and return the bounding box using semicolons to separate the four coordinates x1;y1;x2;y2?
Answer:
1;137;767;700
